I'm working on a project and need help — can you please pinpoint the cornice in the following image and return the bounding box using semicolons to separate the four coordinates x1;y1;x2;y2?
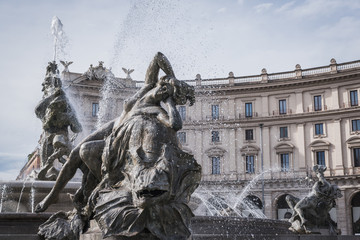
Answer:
195;70;360;96
182;106;360;130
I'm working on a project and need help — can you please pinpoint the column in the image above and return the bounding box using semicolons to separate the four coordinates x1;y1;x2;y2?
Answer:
261;95;269;117
336;191;348;235
264;193;273;218
295;90;304;113
194;99;202;121
331;86;340;109
228;128;237;180
262;126;271;178
296;123;306;170
228;98;235;120
195;130;204;174
333;119;344;175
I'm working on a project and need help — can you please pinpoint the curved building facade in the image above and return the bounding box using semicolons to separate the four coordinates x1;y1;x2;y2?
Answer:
20;58;360;235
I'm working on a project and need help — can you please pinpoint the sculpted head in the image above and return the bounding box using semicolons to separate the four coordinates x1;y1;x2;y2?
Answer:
159;76;195;106
127;146;172;208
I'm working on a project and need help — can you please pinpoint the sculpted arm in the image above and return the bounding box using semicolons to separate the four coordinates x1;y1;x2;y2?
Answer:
145;52;175;85
157;97;182;131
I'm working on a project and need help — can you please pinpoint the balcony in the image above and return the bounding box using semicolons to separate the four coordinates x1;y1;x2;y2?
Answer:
272;109;293;116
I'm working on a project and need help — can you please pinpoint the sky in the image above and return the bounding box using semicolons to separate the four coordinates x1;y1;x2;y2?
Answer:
1;0;360;180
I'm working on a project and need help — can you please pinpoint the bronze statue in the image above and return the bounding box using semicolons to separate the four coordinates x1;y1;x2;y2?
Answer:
286;165;343;234
35;61;82;180
37;52;200;240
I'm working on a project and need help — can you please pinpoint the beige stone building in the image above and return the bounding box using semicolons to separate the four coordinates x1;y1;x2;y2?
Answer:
20;58;360;235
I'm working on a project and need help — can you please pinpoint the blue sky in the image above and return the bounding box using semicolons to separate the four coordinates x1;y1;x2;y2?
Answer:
1;0;360;180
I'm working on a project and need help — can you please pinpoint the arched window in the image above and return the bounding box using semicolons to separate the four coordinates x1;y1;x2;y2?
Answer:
239;195;264;218
351;192;360;235
276;194;293;220
346;136;360;169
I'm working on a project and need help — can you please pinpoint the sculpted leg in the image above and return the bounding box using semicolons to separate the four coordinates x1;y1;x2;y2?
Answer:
79;140;104;181
35;147;82;212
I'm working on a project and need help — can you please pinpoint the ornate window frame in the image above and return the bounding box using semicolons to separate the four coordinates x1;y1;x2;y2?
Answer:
313;122;327;138
274;142;294;172
346;136;360;169
309;140;331;168
205;147;226;175
240;145;260;174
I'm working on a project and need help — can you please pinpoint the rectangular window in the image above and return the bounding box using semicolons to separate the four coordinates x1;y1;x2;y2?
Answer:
279;99;287;114
352;119;360;131
212;156;220;174
245;102;253;117
212;105;219;120
280;127;288;138
245;129;254;141
314;95;322;111
211;131;220;142
354;148;360;167
350;90;358;106
178;106;186;121
92;103;99;117
280;153;290;172
315;123;324;135
177;132;186;144
246;155;255;173
316;151;326;166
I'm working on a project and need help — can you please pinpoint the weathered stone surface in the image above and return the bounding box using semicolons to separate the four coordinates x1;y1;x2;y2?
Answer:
35;61;82;181
286;165;343;235
36;53;200;240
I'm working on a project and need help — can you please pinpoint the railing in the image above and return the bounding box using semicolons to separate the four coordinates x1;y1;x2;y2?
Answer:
302;66;331;76
341;101;359;109
234;75;262;84
131;59;360;88
337;61;360;70
268;71;296;80
272;109;293;116
306;105;328;112
238;112;259;119
201;79;229;85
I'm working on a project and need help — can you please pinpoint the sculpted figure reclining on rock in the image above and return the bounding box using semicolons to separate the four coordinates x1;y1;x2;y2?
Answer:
37;52;201;240
286;165;343;235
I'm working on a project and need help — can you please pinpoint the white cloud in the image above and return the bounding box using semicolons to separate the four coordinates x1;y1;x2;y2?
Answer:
0;168;20;181
275;1;295;13
237;0;245;5
217;7;226;13
254;3;273;13
282;0;360;18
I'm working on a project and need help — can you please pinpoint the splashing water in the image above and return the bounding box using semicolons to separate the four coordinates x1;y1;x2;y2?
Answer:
0;184;8;213
30;183;35;213
193;170;277;218
96;69;120;129
16;176;34;213
96;0;219;128
51;16;68;62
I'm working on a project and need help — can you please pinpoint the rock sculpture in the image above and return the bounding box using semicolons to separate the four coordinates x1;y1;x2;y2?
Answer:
60;60;73;73
35;61;82;180
36;52;201;240
122;67;134;79
286;165;343;234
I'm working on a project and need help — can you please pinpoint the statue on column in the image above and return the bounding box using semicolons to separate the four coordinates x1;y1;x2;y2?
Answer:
36;53;201;240
286;165;343;234
35;61;82;180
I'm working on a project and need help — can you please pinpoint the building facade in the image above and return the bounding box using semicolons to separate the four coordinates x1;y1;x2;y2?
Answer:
20;59;360;235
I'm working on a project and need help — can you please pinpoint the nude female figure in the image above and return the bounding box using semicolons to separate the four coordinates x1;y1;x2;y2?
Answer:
35;52;193;213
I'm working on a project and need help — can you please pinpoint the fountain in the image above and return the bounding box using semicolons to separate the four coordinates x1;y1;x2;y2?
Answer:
1;3;359;240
